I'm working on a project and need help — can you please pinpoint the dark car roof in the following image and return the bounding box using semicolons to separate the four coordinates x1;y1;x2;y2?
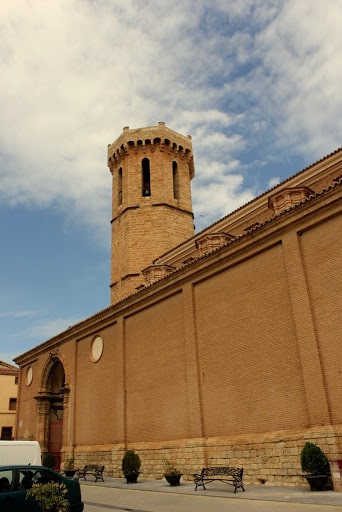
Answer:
0;465;55;470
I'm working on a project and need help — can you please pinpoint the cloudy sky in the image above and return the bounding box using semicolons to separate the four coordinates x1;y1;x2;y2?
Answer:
1;0;342;364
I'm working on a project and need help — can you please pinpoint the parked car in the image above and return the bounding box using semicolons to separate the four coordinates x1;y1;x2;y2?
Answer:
0;465;84;512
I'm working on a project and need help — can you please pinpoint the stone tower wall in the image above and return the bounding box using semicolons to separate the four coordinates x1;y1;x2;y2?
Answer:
108;123;195;303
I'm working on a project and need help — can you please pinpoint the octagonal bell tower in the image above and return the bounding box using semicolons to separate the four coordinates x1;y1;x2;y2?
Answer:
107;122;195;304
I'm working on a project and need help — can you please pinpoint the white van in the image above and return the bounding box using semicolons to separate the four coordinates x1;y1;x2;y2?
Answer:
0;440;41;466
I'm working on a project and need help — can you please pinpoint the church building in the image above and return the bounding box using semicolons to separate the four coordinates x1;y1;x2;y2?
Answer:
14;123;342;489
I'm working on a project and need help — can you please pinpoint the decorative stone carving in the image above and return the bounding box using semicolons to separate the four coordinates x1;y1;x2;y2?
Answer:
195;232;235;256
268;186;314;215
49;348;59;361
142;264;176;285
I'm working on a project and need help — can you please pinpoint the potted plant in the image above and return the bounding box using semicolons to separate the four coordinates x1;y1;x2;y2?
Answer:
42;453;56;469
26;482;70;511
122;450;141;483
300;441;331;491
163;459;183;486
64;456;76;477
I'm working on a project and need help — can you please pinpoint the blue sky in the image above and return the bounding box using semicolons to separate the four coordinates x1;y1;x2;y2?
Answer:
1;0;342;364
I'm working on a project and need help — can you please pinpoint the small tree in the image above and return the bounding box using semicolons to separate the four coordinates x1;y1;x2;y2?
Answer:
122;450;141;475
300;442;330;476
42;453;56;469
163;458;181;476
64;456;74;471
26;482;70;512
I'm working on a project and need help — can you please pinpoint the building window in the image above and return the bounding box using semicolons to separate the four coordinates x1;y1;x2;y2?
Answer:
118;167;123;206
142;158;151;196
172;161;179;199
1;427;12;440
9;398;17;411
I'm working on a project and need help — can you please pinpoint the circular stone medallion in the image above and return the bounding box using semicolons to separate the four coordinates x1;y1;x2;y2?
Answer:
90;336;104;362
26;366;33;386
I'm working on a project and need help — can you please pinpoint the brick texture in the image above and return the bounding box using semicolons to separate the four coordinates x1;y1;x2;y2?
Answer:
14;129;342;490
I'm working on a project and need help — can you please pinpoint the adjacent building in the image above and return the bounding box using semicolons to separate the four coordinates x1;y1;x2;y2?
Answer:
14;123;342;489
0;361;19;440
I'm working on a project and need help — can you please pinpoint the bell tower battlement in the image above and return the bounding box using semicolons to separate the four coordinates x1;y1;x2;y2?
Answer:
107;122;195;304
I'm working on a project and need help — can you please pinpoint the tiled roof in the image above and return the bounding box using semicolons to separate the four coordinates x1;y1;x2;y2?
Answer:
155;146;342;260
0;360;19;375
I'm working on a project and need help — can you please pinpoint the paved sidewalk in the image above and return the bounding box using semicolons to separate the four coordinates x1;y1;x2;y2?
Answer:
80;476;342;507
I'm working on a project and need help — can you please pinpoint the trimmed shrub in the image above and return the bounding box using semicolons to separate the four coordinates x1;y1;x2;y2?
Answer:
300;442;330;475
122;450;141;475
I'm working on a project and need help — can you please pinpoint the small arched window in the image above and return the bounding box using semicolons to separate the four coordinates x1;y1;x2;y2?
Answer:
172;161;179;199
142;158;151;196
118;167;123;206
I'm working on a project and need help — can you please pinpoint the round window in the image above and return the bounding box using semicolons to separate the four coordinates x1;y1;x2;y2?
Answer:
26;366;33;386
90;336;104;362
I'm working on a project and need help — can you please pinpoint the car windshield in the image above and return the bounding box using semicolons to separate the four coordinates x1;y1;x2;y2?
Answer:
0;467;60;493
18;468;60;490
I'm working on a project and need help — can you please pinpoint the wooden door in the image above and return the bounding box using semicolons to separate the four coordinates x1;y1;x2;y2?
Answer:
48;419;63;470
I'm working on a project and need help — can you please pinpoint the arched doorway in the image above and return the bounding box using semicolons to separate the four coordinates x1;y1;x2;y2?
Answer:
35;350;69;470
47;360;65;470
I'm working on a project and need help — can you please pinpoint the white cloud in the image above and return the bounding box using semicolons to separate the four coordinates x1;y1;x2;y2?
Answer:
268;177;281;189
2;0;342;362
252;1;342;156
192;164;255;231
24;317;83;341
0;310;41;319
1;0;342;247
0;352;18;366
3;314;83;345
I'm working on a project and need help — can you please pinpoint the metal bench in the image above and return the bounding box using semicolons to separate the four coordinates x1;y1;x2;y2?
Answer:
77;464;104;482
193;466;245;493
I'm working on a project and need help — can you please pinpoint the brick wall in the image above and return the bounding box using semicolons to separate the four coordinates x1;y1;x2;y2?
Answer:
15;140;342;489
